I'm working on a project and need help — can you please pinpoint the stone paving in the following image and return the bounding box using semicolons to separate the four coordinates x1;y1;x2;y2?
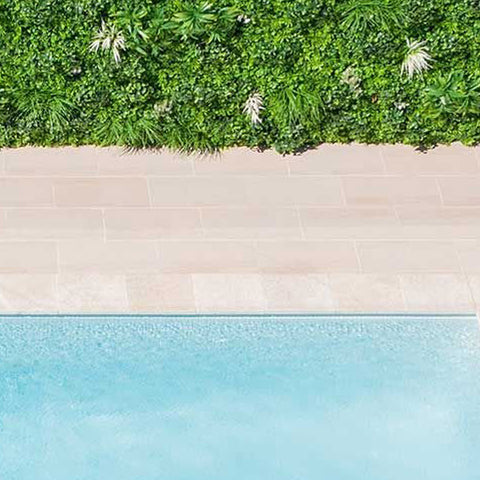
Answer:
0;143;479;313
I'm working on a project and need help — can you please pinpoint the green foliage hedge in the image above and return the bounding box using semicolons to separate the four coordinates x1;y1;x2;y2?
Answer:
1;0;480;152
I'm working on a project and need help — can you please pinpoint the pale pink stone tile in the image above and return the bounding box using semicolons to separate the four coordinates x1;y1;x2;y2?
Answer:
261;274;334;312
466;275;480;310
437;177;480;206
97;149;193;175
289;144;384;175
328;274;405;312
2;147;97;175
157;241;258;273
400;274;474;312
395;206;480;239
3;209;103;240
0;242;57;273
0;275;58;312
455;241;480;273
104;208;202;240
246;177;344;206
58;240;159;273
256;241;359;273
299;207;400;239
149;177;247;206
382;144;478;175
201;207;301;239
193;148;289;175
54;178;150;207
192;274;266;312
343;177;441;206
126;274;196;313
0;178;54;206
57;274;128;313
357;241;460;273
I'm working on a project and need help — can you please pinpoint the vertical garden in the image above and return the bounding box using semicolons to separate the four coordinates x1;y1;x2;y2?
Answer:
1;0;479;152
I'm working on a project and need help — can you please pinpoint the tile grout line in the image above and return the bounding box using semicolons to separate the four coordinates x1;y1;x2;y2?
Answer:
101;208;107;243
434;177;446;207
379;146;388;175
352;240;363;274
295;207;306;240
54;272;61;314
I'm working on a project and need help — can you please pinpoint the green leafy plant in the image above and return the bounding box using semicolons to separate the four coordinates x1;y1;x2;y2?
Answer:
168;2;216;39
0;0;479;151
340;0;406;33
167;2;239;43
114;6;150;55
11;86;74;133
270;85;323;128
424;72;480;118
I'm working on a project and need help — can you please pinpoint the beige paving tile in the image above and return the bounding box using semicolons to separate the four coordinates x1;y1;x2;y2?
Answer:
57;274;128;313
193;148;289;175
299;207;400;239
58;240;159;273
246;177;344;206
357;241;460;273
437;177;480;206
343;177;441;206
455;240;480;273
400;274;474;312
0;178;54;206
3;209;104;240
2;147;97;175
0;242;57;273
261;274;334;311
201;207;301;239
126;274;196;312
157;240;258;273
104;208;202;240
192;274;266;312
0;275;58;312
54;178;150;207
466;275;480;310
395;206;480;239
97;148;193;175
256;241;359;273
289;144;384;175
149;177;247;206
328;274;405;312
382;144;478;175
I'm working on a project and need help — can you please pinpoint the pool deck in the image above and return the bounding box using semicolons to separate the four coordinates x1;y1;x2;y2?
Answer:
0;144;480;314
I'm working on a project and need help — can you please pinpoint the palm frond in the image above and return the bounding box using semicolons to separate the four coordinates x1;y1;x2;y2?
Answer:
340;0;406;33
90;20;126;63
243;93;264;125
401;39;432;78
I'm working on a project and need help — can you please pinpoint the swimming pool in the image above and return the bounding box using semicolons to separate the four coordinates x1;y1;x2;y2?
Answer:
0;315;479;479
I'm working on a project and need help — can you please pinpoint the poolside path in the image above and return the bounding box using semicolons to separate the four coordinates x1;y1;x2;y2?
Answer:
0;144;479;314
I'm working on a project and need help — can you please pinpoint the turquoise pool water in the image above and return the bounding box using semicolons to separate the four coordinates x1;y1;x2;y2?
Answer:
0;315;479;479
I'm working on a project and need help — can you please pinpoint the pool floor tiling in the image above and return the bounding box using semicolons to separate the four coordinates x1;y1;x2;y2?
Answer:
0;144;480;313
1;315;479;480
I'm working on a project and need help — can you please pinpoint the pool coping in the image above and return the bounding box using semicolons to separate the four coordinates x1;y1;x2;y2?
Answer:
1;144;480;314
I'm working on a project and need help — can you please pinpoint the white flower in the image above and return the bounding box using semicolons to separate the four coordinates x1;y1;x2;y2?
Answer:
90;20;126;63
401;39;432;78
154;100;173;115
341;66;362;96
243;92;264;124
237;14;251;24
